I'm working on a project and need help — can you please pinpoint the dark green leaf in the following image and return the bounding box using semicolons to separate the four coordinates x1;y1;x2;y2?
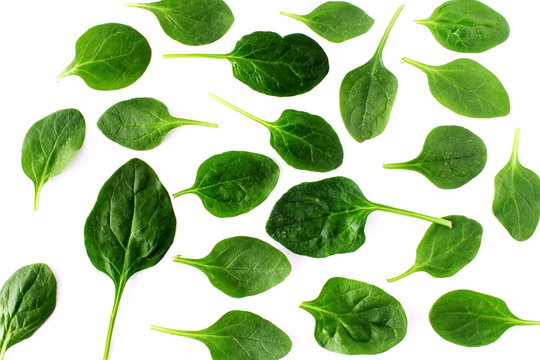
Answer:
174;151;279;217
493;129;540;241
126;0;233;45
403;57;510;118
266;176;451;258
0;264;56;359
21;108;85;210
384;126;487;189
281;1;374;43
98;97;217;150
301;277;407;355
152;311;292;360
58;23;152;90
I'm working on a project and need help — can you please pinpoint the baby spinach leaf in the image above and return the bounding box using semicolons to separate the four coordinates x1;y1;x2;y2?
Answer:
281;1;374;43
430;289;540;347
384;125;487;189
98;97;217;150
152;310;292;360
493;129;540;241
173;151;279;218
402;57;510;118
388;215;482;282
164;31;329;97
300;277;407;355
84;158;176;360
126;0;234;45
174;236;291;298
339;5;403;143
209;93;343;172
0;264;56;360
21;108;85;210
58;23;152;90
266;176;451;258
417;0;509;53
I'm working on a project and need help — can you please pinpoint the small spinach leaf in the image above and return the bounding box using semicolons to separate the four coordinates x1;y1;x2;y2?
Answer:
281;1;374;43
0;264;56;360
58;23;152;90
84;158;176;359
403;57;510;118
98;97;217;150
301;277;407;355
417;0;509;53
430;289;540;347
152;310;292;360
339;5;403;143
384;125;487;189
174;236;291;298
266;176;451;258
493;129;540;241
126;0;234;45
21;108;85;210
164;31;329;97
209;93;343;172
388;215;482;282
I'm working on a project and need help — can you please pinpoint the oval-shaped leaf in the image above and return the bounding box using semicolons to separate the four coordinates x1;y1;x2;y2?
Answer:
21;108;85;210
58;23;152;90
301;277;407;355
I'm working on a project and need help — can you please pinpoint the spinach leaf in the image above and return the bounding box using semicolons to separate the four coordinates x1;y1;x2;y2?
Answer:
209;93;343;172
173;151;279;217
430;289;540;347
339;5;403;143
266;176;451;258
84;158;176;360
388;215;482;282
384;126;487;189
281;1;374;43
300;277;407;355
175;236;290;298
58;23;152;90
164;31;329;97
152;310;292;360
417;0;509;53
21;108;85;210
493;129;540;241
98;97;217;150
0;264;56;360
402;57;510;118
126;0;233;45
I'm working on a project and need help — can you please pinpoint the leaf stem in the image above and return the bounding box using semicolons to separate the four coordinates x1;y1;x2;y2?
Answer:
280;11;303;21
34;183;43;210
173;256;199;266
172;188;195;198
208;92;271;127
387;265;417;282
382;161;416;170
402;57;430;71
374;204;452;228
57;65;76;81
511;128;520;163
375;5;405;59
172;118;218;128
516;319;540;326
151;325;196;338
102;282;126;360
163;53;226;60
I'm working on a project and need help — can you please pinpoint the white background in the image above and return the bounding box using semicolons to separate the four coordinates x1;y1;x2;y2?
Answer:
0;0;539;359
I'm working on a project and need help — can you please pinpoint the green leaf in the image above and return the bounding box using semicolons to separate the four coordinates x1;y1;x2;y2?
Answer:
152;311;292;360
493;129;540;241
417;0;509;53
388;215;483;282
266;176;451;258
403;57;510;118
174;236;291;298
58;23;152;90
209;93;343;172
300;277;407;355
0;264;56;360
84;158;176;359
164;31;329;97
384;126;487;189
21;108;85;210
429;289;540;347
173;151;279;217
281;1;374;43
126;0;233;45
97;97;217;150
339;5;403;143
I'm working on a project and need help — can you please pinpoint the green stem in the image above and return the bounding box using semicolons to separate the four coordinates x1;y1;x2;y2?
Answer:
208;93;272;127
375;5;405;59
57;64;76;81
173;256;199;266
402;57;430;72
511;128;520;164
34;183;43;211
151;325;197;339
387;265;417;282
373;203;452;228
516;319;540;326
163;53;227;60
171;118;218;128
102;282;126;360
280;11;304;21
382;161;417;170
0;337;9;360
172;188;195;198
